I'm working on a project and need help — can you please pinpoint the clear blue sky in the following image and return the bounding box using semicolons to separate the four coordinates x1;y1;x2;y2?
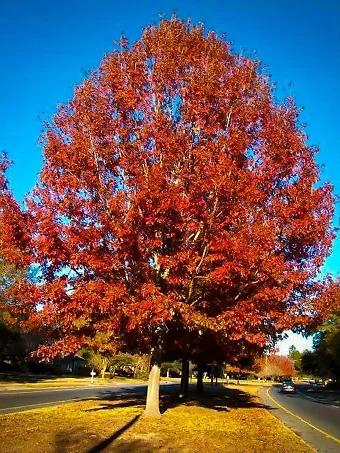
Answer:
1;1;340;351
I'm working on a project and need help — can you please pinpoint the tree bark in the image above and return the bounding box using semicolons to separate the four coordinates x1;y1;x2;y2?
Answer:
100;358;109;379
196;364;204;393
144;364;161;417
180;359;189;396
110;366;116;378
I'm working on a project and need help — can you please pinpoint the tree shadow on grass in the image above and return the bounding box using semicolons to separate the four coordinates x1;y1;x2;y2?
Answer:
102;439;156;452
160;384;272;413
53;416;143;453
55;432;162;453
86;414;141;453
85;384;272;416
53;385;272;453
106;439;182;452
54;427;98;453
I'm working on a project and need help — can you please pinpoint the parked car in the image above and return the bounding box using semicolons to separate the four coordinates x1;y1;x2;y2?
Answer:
280;380;296;394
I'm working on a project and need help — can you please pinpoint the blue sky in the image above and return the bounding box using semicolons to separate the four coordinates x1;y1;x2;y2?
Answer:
1;0;339;353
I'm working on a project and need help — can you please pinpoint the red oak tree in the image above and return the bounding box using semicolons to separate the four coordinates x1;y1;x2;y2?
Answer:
256;354;296;378
1;18;335;415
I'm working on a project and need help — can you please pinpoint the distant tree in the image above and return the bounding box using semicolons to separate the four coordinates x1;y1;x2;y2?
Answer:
256;354;295;378
78;332;120;378
288;345;302;373
80;348;110;379
133;354;151;379
301;349;319;377
301;280;340;381
225;364;252;381
317;313;340;380
0;309;42;371
109;353;138;377
160;360;182;377
303;313;340;381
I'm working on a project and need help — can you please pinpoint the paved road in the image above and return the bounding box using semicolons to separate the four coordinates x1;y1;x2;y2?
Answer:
260;384;340;453
0;383;175;415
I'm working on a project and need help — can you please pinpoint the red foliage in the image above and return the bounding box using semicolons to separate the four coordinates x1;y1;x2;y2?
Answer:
1;19;335;359
0;154;31;267
256;354;296;377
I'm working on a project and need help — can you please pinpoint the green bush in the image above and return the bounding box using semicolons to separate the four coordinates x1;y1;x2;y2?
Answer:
134;369;149;380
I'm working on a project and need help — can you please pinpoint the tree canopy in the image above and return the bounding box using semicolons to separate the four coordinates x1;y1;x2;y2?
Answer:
0;18;335;371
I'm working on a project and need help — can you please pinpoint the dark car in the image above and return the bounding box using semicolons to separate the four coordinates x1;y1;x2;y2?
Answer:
280;380;296;394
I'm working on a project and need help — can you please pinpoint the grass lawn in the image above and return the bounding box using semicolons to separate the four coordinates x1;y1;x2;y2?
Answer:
0;373;146;390
0;384;314;453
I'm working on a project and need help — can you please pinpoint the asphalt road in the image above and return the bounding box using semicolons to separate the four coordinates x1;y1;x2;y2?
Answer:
0;383;158;414
260;384;340;453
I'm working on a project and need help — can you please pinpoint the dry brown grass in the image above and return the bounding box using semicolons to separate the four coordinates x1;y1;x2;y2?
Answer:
0;385;314;453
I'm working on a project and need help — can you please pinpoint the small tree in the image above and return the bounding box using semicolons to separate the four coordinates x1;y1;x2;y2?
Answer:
160;360;181;378
109;353;137;377
288;345;302;373
80;349;108;378
133;354;151;379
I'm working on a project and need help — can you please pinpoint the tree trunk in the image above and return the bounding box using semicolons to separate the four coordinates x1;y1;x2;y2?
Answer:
101;358;108;379
144;364;161;417
110;366;116;378
180;359;189;396
196;364;204;393
166;368;170;379
211;364;214;385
